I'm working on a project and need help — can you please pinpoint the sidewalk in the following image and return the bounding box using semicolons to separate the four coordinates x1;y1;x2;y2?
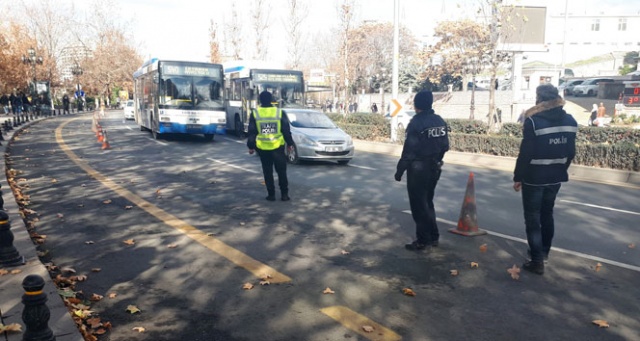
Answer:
0;115;83;341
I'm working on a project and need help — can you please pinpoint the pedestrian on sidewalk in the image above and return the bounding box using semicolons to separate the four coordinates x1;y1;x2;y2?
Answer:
395;90;449;251
247;91;295;201
513;84;577;275
588;103;597;126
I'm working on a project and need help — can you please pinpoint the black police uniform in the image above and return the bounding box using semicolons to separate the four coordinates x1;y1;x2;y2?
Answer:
395;108;449;248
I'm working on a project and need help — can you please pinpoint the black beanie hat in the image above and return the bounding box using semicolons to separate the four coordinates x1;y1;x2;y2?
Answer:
536;84;560;102
259;91;273;106
414;90;433;110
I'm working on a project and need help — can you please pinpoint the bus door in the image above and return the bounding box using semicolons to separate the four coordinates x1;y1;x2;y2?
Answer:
241;81;253;132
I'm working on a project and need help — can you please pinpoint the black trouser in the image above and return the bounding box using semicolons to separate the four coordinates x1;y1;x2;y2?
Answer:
257;146;288;196
406;160;441;244
522;183;561;263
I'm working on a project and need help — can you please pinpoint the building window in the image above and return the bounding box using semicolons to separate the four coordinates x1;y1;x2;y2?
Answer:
591;19;600;31
619;18;627;31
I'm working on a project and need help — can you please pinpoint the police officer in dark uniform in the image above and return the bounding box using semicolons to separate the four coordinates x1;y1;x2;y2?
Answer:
247;91;295;201
513;84;577;275
395;90;449;251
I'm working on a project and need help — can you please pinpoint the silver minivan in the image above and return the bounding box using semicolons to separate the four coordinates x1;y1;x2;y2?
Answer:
283;108;354;165
572;78;614;97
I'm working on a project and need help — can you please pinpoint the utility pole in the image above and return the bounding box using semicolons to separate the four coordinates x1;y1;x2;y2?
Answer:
391;0;400;141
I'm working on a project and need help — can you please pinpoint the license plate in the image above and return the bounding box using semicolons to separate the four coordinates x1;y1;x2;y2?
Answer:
325;146;342;152
188;117;200;124
186;124;202;130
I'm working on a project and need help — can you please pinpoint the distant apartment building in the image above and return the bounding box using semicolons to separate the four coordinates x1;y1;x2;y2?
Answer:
529;9;640;76
58;46;92;81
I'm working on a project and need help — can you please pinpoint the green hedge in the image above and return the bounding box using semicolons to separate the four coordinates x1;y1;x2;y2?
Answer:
328;113;640;171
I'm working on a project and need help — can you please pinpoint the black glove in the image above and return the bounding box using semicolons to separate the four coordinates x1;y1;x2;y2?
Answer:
394;172;402;182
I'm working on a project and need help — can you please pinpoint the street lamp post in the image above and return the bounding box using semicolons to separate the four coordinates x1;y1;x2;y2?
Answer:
71;65;83;112
465;57;480;121
22;47;43;118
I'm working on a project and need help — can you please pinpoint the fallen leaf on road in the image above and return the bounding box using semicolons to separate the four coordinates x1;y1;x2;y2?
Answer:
75;275;87;281
62;267;76;274
341;250;350;255
479;244;487;253
91;268;101;272
103;199;112;204
94;328;107;335
108;293;117;299
124;205;133;210
362;325;375;333
90;294;103;301
470;262;479;268
74;309;93;319
133;327;145;333
126;305;141;314
167;244;178;248
260;273;272;280
85;241;94;245
592;320;609;328
242;283;254;290
402;288;416;296
0;323;22;333
260;280;270;286
450;270;459;276
629;243;635;249
56;213;64;218
323;287;335;294
123;239;135;245
86;317;102;329
595;263;603;272
507;264;521;280
10;269;22;275
51;179;57;183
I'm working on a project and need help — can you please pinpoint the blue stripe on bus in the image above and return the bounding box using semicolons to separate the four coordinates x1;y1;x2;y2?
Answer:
158;123;226;135
224;65;245;73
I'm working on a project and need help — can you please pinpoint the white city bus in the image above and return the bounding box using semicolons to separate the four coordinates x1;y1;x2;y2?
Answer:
133;59;226;141
223;60;305;136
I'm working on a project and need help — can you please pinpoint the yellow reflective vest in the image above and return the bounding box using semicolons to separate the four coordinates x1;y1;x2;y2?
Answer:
254;107;284;150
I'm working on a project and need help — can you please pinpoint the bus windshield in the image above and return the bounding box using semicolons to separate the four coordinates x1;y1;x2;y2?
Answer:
257;83;304;107
160;75;223;110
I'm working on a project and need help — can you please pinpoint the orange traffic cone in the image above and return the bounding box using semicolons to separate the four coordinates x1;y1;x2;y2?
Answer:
97;128;103;142
449;172;486;236
101;129;110;150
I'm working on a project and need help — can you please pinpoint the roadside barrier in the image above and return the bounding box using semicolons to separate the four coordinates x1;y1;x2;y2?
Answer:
21;275;55;341
449;172;487;236
0;210;25;266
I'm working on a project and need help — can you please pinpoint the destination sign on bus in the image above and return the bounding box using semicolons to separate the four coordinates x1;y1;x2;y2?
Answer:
254;73;301;83
161;64;221;77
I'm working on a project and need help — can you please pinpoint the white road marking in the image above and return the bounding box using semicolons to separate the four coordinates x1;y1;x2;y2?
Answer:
560;199;640;216
401;211;640;273
223;137;245;144
147;138;168;146
207;158;259;173
348;164;377;170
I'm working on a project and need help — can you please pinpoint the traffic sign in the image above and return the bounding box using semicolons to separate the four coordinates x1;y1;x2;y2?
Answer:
390;99;402;117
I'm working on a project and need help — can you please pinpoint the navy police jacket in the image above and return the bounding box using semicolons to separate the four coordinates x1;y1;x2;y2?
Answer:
514;98;577;185
396;109;449;176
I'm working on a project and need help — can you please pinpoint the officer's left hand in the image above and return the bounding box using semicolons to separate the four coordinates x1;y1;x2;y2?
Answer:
394;172;402;182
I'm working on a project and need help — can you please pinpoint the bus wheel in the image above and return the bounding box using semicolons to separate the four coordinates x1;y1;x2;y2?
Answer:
204;134;214;141
234;116;244;138
287;144;299;164
140;125;146;131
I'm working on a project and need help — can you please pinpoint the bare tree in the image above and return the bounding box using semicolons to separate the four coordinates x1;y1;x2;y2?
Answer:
284;0;308;69
337;0;356;105
208;20;222;63
250;0;271;60
225;2;243;60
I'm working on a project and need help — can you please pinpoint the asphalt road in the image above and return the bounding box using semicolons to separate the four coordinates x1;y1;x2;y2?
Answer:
5;111;639;341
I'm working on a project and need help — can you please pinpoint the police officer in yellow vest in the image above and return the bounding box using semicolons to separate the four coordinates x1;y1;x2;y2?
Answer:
247;91;295;201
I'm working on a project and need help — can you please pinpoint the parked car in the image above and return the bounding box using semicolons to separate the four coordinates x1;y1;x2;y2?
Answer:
283;108;354;165
572;78;614;97
558;79;584;96
395;109;416;131
123;100;135;120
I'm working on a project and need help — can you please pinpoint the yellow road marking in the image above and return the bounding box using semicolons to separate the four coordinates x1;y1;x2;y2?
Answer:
55;118;291;283
320;306;402;341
